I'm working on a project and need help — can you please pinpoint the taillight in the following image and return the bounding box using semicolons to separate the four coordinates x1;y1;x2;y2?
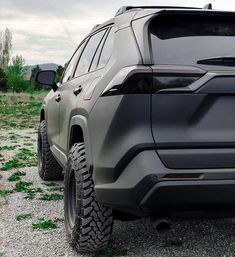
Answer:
102;73;201;96
152;74;200;93
102;73;153;96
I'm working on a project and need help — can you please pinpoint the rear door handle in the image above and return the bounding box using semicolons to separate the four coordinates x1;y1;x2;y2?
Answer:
73;85;82;96
55;94;61;102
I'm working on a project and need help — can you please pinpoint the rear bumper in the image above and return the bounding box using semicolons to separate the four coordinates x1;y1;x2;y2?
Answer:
141;180;235;214
95;150;235;216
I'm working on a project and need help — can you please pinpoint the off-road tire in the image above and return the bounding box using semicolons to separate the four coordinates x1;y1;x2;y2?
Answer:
38;120;63;180
64;143;113;253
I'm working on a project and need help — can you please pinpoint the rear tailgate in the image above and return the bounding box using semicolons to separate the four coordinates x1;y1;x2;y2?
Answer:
146;10;235;169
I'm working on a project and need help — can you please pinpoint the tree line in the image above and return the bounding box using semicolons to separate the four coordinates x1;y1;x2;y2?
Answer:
0;28;65;93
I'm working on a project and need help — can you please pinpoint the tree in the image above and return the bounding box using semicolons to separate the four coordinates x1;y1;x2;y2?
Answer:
56;65;65;83
5;55;33;92
0;32;2;67
30;65;42;89
30;65;41;80
0;28;12;67
11;55;26;75
0;67;7;91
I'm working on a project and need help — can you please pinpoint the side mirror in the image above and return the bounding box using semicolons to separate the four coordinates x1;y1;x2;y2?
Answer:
35;70;58;91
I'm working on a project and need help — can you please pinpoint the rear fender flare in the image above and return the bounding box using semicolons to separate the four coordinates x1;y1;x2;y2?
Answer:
69;115;93;172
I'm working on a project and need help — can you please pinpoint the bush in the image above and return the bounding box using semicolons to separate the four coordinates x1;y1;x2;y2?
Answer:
4;55;35;93
5;71;34;92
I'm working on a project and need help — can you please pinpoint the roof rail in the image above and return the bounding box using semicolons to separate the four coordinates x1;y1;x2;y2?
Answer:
203;3;212;9
115;6;133;17
91;24;100;32
115;4;212;17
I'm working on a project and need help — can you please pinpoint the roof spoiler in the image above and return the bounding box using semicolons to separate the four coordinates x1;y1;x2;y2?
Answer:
203;3;213;9
115;4;212;17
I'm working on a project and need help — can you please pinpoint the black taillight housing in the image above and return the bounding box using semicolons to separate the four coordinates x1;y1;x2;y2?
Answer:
152;74;200;93
102;73;201;96
102;73;153;96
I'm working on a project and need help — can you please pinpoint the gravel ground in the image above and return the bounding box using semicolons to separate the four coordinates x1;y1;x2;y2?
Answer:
1;129;235;257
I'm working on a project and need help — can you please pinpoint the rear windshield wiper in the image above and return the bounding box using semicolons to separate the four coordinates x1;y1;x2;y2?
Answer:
197;56;235;67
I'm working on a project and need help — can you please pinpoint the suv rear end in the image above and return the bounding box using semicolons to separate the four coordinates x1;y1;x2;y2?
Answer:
95;8;235;218
37;5;235;253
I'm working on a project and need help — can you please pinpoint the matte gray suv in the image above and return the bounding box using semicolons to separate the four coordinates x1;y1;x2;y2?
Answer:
36;4;235;253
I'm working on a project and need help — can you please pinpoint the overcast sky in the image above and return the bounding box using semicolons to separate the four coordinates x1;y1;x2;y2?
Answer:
1;0;235;65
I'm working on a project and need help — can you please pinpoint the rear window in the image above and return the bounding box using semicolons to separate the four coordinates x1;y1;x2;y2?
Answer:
149;12;235;66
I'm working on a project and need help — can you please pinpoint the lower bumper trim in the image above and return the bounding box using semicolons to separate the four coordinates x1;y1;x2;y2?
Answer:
141;180;235;214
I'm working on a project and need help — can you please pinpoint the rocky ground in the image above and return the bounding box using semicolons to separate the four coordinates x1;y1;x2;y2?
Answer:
1;129;235;257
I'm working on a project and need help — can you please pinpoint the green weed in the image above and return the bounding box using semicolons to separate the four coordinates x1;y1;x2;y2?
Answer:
0;189;14;205
8;174;21;181
24;192;35;200
24;187;43;200
29;95;35;101
0;145;16;151
0;93;44;129
1;148;37;170
9;135;18;141
23;143;33;146
0;189;13;196
8;170;26;181
14;181;33;192
13;181;43;199
47;186;64;192
1;159;21;170
32;219;57;229
39;193;63;201
16;213;33;221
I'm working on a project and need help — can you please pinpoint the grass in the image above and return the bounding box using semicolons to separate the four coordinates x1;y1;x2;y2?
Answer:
16;213;33;221
0;189;14;205
7;170;26;181
0;145;17;151
23;143;33;146
39;193;63;201
24;187;43;200
0;189;14;197
1;148;37;170
1;159;21;171
24;192;35;200
32;218;58;229
0;181;43;203
0;136;8;141
32;217;64;229
13;181;43;199
0;252;5;256
14;181;33;192
0;93;46;129
47;186;64;192
9;135;18;141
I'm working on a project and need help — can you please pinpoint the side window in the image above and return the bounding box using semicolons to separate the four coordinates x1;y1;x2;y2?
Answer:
89;30;109;72
62;41;85;84
74;29;107;77
97;28;115;69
